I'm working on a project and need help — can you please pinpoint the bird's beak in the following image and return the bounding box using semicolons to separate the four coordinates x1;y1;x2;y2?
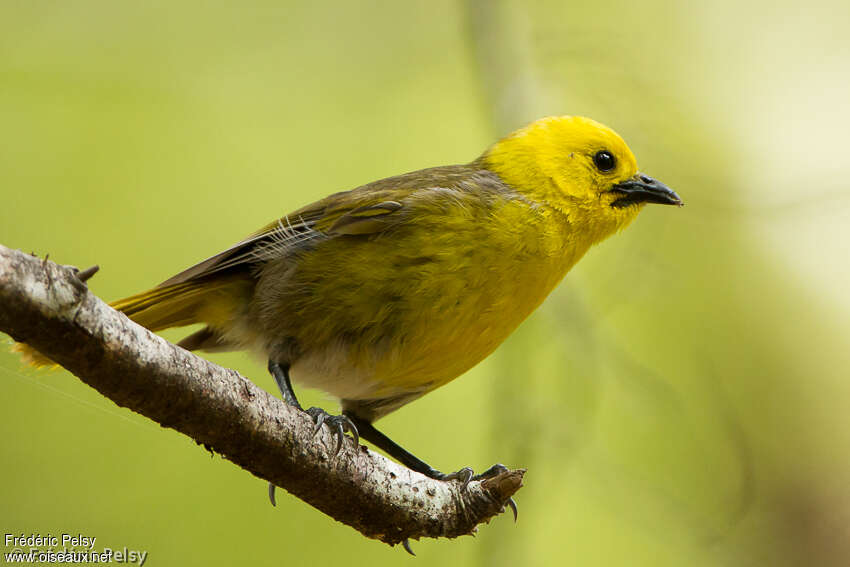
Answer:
609;174;683;208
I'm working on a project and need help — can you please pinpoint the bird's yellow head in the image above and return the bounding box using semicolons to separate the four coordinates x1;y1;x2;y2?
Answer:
480;115;681;239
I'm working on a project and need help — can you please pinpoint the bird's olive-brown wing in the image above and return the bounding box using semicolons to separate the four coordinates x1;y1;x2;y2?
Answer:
156;190;408;287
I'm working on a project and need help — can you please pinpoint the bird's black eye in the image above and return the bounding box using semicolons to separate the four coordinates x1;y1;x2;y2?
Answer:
593;150;616;172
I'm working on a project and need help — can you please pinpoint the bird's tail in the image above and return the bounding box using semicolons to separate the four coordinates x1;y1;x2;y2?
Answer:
12;276;251;368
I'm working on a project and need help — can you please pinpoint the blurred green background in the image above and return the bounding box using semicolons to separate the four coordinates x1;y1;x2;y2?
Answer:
2;1;849;565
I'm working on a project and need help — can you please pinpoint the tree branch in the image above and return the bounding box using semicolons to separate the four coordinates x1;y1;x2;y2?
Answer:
0;244;522;547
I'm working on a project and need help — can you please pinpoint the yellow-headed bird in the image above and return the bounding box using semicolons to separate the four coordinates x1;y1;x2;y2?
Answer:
17;116;681;501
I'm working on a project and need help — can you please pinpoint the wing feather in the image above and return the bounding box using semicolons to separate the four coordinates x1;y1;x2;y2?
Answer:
157;195;405;287
155;164;501;287
158;206;325;286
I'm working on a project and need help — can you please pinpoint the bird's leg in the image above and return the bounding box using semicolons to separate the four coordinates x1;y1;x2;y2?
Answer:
345;415;465;480
269;360;300;408
345;414;517;520
268;361;358;448
266;360;358;506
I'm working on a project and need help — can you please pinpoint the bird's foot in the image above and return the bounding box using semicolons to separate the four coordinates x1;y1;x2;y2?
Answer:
431;466;474;488
305;407;359;455
431;463;517;521
471;464;517;521
394;463;517;553
432;462;509;489
267;407;359;507
472;462;511;482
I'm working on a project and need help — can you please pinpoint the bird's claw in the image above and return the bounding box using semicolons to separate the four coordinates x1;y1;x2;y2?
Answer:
402;538;415;556
471;462;510;481
267;408;359;508
305;407;359;455
471;463;517;521
435;463;517;520
436;462;510;490
435;467;475;491
506;497;518;522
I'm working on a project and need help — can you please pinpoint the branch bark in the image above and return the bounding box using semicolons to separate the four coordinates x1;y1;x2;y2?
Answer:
0;244;522;547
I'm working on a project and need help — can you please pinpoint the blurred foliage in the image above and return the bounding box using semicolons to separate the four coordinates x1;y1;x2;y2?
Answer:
2;1;849;566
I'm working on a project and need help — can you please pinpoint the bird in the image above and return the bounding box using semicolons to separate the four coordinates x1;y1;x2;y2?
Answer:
15;115;682;514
